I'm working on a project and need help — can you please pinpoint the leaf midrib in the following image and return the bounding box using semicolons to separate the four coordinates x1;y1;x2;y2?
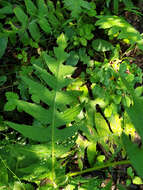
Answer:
51;58;61;182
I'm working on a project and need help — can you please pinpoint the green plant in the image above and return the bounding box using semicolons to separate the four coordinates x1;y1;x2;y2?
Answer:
0;0;64;58
63;0;96;18
105;0;140;15
126;166;143;186
73;23;95;46
4;33;82;188
95;15;143;50
122;94;143;178
0;36;8;59
1;0;143;189
17;49;28;63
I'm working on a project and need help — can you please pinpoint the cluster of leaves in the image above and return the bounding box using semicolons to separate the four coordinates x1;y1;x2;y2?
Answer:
0;0;143;189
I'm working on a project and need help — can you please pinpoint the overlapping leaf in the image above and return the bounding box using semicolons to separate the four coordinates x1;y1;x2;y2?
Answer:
13;0;63;43
5;34;81;143
95;15;143;50
63;0;91;18
4;33;82;184
121;79;143;178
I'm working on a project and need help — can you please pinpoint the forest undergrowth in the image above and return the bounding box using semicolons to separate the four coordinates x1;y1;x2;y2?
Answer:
0;0;143;189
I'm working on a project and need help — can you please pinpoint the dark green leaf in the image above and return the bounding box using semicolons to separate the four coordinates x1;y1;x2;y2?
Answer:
122;134;143;178
0;36;8;58
92;39;114;52
28;21;41;41
14;6;28;27
24;0;37;16
38;18;51;34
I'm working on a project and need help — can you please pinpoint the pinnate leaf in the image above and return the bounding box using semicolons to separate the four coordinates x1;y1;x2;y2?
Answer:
14;6;28;27
24;0;37;16
28;21;41;41
96;15;143;50
64;0;91;18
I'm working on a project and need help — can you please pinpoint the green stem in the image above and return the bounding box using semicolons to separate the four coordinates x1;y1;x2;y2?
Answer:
67;160;130;177
0;155;26;190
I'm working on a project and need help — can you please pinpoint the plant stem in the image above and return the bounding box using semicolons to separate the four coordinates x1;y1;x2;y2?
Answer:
67;160;130;177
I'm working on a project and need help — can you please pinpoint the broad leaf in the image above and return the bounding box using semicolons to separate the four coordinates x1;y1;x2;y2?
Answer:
126;96;143;140
122;134;143;178
92;39;114;52
121;79;143;178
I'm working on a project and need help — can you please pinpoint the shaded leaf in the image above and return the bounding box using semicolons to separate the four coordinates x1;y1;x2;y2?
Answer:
122;134;143;178
92;39;114;52
28;21;41;41
24;0;37;16
14;6;28;27
64;0;91;18
0;36;8;58
38;18;51;34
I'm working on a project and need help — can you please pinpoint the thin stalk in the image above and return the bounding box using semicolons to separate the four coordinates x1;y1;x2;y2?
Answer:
67;160;130;177
0;155;26;190
0;82;18;91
